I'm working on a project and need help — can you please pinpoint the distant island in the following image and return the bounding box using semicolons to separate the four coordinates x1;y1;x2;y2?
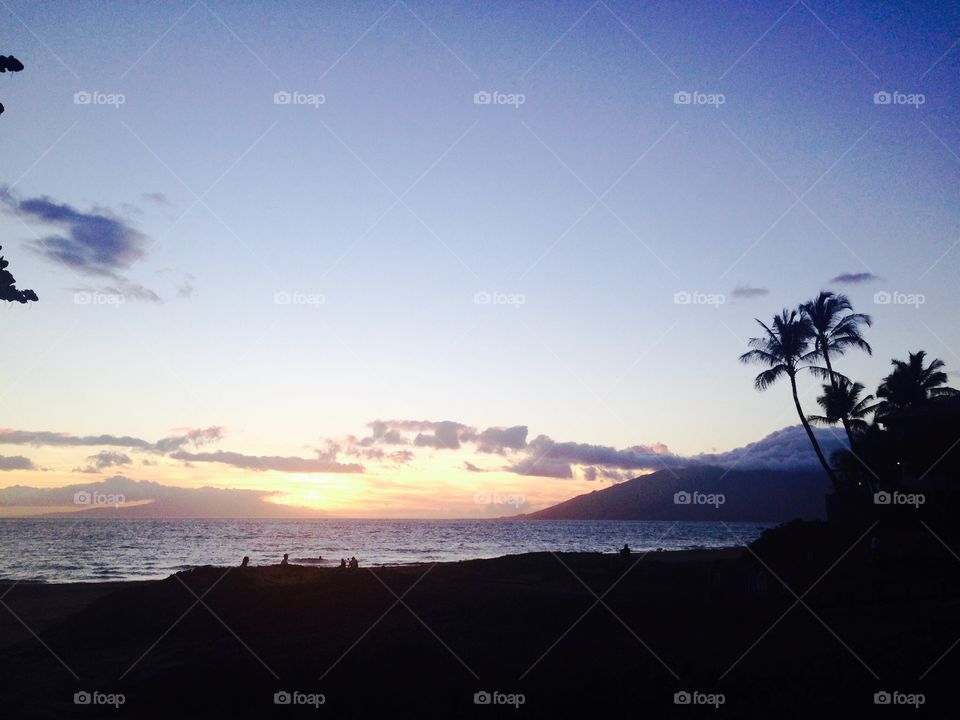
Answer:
521;466;829;522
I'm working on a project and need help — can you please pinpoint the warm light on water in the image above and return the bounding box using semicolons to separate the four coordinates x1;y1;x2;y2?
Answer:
0;518;773;583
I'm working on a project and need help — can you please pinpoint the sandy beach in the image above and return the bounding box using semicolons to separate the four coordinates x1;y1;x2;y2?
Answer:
1;530;957;717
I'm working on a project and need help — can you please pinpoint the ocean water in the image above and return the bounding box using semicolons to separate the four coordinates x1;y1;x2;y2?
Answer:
0;519;775;583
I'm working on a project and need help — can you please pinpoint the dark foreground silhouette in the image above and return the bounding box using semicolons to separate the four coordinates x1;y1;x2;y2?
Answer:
2;520;959;717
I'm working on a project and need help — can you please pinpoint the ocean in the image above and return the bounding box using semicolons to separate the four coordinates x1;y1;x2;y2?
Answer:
0;518;775;583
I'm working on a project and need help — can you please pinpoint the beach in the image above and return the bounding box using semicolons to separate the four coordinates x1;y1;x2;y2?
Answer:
2;527;956;717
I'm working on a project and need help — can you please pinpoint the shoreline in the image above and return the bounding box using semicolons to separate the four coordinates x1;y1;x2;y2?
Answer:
0;545;746;587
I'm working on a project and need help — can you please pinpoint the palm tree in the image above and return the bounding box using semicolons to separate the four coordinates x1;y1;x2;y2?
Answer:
802;291;872;440
740;309;838;486
808;378;875;440
873;351;959;419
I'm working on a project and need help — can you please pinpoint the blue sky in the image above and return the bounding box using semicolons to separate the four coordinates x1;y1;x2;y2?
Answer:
0;0;958;515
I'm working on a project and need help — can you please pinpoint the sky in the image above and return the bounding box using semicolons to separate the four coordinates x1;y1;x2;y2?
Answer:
0;0;958;517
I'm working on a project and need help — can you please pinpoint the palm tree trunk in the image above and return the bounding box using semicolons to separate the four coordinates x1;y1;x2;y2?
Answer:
790;372;840;488
822;346;856;447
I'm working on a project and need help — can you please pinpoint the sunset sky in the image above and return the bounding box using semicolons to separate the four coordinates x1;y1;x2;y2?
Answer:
1;0;958;517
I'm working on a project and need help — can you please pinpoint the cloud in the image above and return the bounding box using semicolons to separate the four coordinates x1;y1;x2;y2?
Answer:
463;461;487;473
413;421;469;450
74;451;132;474
0;427;225;455
0;454;36;471
504;435;681;478
169;449;363;474
730;285;769;299
0;429;151;449
143;192;172;207
472;425;528;454
151;427;224;453
829;272;880;285
0;189;162;301
692;425;847;471
2;193;147;276
0;475;324;518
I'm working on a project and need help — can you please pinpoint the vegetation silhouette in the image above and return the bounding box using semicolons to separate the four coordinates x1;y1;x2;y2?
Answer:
741;291;959;525
739;308;839;488
0;54;25;116
873;350;958;419
801;290;872;444
0;245;38;303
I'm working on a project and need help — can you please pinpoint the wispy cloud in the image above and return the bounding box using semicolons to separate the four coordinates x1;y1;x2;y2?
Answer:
170;449;363;474
829;271;880;284
730;284;769;299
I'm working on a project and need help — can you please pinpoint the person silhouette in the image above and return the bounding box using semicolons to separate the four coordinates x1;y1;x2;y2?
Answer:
349;556;358;569
620;543;631;557
339;558;346;569
240;556;250;569
280;553;289;567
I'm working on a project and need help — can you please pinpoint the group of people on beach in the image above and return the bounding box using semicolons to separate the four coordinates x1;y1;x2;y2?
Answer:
239;553;359;569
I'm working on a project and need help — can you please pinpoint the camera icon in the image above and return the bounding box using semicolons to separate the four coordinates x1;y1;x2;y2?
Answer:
474;691;492;705
473;91;491;105
73;91;92;105
874;491;891;505
674;691;692;704
73;291;92;305
873;91;891;105
873;291;891;305
74;491;92;505
674;491;691;505
273;691;292;705
673;91;692;105
474;291;492;305
74;691;92;705
673;291;691;305
874;691;891;705
273;91;292;105
273;291;292;305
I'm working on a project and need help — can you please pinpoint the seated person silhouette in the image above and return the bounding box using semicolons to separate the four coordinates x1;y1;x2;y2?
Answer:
349;556;359;569
620;543;630;557
280;553;289;567
240;556;250;569
339;558;346;569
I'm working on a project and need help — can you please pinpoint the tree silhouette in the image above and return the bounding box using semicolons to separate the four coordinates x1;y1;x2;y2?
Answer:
740;309;839;487
801;291;872;444
873;351;958;419
0;54;25;116
0;246;38;303
808;378;875;435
